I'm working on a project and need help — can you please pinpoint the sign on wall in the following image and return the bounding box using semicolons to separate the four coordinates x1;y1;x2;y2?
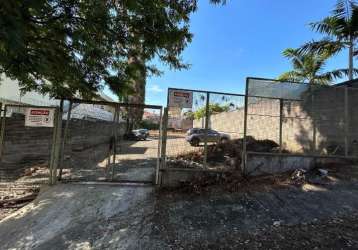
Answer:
25;108;55;127
168;89;193;108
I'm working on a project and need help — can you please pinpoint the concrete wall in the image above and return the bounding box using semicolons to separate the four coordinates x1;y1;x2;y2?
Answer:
245;152;352;176
0;114;124;180
193;88;358;156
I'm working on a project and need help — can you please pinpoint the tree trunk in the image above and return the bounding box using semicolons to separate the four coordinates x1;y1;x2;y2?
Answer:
126;52;146;131
349;39;354;80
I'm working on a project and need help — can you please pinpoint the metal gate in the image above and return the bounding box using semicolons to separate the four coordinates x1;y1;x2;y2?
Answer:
57;99;163;184
0;104;60;184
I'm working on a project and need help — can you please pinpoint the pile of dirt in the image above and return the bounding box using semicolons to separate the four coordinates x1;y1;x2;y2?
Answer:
0;183;40;221
168;136;281;169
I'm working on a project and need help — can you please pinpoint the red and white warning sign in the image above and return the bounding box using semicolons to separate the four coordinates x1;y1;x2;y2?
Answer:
168;89;193;108
25;108;55;127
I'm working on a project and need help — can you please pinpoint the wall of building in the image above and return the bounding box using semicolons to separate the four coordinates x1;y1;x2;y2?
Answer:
0;75;59;106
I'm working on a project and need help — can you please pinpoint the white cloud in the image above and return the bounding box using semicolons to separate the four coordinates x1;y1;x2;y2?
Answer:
148;84;163;93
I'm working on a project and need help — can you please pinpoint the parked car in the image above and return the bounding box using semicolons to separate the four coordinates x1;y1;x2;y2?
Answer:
123;129;149;141
186;128;230;146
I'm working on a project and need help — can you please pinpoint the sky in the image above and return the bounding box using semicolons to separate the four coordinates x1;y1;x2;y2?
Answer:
112;0;354;106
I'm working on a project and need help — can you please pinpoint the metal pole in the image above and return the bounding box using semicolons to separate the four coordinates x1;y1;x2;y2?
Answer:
0;105;6;161
344;86;349;156
49;108;59;185
160;108;168;184
51;103;63;184
155;108;163;185
242;78;249;174
58;100;72;180
110;105;119;181
279;99;283;153
203;92;210;168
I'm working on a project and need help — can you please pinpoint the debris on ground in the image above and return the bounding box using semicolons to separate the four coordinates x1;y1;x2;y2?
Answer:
162;166;337;194
291;169;306;185
167;136;283;170
0;183;40;221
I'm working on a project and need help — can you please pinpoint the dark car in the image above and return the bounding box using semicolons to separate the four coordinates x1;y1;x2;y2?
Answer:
186;128;230;146
123;129;149;141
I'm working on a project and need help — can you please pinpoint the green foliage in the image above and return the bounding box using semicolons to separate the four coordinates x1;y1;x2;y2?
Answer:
278;48;358;84
0;0;225;98
188;103;230;120
298;0;358;80
139;120;159;130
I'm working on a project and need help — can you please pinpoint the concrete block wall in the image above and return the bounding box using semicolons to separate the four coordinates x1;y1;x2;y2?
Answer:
0;114;124;180
193;88;358;156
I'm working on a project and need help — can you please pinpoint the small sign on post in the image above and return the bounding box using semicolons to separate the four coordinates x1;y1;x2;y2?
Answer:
25;108;55;127
168;89;193;108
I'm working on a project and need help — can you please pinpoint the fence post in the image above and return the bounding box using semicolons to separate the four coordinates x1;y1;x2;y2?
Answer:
155;107;163;185
49;107;59;185
110;105;119;181
0;105;6;161
159;107;168;185
203;92;210;168
51;103;63;184
58;99;72;180
242;80;249;174
344;86;349;156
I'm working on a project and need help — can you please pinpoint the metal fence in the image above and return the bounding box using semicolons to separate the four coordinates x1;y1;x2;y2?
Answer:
0;104;60;184
58;99;163;184
164;88;245;172
161;80;358;179
245;78;358;158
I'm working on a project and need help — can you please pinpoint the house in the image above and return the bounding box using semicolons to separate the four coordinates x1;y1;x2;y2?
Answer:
0;75;116;121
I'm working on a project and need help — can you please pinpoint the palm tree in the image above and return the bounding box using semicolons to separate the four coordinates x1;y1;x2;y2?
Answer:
299;0;358;80
278;48;356;84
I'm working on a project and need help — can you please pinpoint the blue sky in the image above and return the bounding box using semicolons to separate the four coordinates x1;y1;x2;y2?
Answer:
115;0;353;106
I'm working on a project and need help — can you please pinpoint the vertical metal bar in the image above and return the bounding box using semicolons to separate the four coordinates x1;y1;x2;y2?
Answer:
0;105;6;161
155;108;163;185
58;99;72;180
203;92;210;168
51;103;63;184
242;78;249;174
279;99;283;153
49;108;59;185
160;108;168;180
345;86;349;156
110;105;119;181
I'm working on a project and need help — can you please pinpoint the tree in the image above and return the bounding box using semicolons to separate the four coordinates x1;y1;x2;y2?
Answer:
0;0;225;99
278;48;357;84
191;103;230;120
299;0;358;80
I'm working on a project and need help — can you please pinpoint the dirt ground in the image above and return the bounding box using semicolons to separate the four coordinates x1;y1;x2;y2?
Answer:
1;164;358;249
